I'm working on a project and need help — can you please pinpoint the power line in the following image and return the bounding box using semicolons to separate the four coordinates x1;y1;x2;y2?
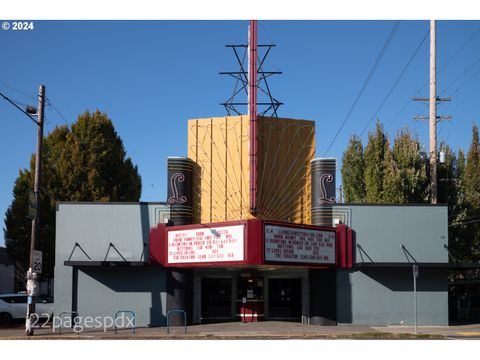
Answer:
0;91;38;125
439;27;480;73
440;54;480;95
10;98;30;109
449;208;480;219
400;26;479;133
360;30;429;137
413;27;480;97
324;20;401;156
386;97;416;130
0;82;37;102
451;67;480;95
449;218;480;227
45;96;70;127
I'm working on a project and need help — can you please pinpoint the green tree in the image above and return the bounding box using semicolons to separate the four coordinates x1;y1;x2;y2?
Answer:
381;138;403;203
464;125;480;208
457;125;480;262
364;121;388;203
438;143;457;206
390;128;428;203
4;110;142;284
341;135;365;203
456;149;466;204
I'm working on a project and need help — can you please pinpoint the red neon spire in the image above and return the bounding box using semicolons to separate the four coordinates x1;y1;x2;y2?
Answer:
249;20;258;215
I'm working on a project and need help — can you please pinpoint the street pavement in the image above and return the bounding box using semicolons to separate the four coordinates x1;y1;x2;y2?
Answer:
1;321;480;339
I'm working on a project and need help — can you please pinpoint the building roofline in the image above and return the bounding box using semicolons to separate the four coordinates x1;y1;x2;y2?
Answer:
335;203;448;207
56;201;169;210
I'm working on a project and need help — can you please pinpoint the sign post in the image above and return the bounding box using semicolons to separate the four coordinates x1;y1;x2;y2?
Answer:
413;264;418;334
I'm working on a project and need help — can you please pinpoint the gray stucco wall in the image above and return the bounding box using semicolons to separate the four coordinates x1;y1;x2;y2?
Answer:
337;268;448;325
75;267;166;327
335;205;449;325
334;205;448;263
54;202;170;327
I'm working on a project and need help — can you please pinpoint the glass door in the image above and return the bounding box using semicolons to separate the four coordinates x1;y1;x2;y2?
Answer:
201;278;233;322
236;276;265;321
268;278;302;321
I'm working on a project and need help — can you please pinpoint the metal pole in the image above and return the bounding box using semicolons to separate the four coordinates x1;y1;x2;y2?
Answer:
249;20;258;215
429;20;438;204
414;275;417;333
413;265;418;334
25;85;45;336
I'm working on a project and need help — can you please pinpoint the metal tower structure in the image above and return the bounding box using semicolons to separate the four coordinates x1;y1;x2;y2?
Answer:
220;20;283;215
220;22;283;117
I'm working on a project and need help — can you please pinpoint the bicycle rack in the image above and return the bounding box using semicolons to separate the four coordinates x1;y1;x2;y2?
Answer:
166;309;187;334
114;310;136;334
56;311;78;334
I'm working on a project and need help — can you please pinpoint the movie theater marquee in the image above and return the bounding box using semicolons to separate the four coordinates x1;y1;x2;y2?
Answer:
167;224;245;264
264;224;336;264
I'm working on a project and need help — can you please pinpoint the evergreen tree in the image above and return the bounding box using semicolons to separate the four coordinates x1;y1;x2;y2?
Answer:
4;110;142;283
391;128;428;203
459;125;480;262
456;149;466;204
438;143;457;206
464;125;480;208
364;121;388;203
341;135;365;203
381;138;403;203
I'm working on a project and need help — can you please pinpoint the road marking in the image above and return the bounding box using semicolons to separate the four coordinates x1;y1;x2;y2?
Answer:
456;332;480;336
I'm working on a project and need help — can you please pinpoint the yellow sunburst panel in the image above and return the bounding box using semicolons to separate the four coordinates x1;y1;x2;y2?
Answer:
188;115;315;224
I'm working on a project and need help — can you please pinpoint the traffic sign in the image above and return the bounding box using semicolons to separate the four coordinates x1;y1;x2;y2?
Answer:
32;250;42;274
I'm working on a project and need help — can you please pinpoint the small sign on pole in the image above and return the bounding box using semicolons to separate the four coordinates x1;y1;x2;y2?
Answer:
413;264;419;278
32;250;42;274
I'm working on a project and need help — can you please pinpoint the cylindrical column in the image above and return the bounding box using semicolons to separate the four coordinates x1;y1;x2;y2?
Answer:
311;158;336;227
166;157;194;325
167;157;193;226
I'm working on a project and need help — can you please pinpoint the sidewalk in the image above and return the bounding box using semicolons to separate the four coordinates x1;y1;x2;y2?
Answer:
1;321;480;340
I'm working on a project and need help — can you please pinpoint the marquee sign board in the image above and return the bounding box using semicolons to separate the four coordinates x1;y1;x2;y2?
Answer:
167;224;244;264
264;224;336;264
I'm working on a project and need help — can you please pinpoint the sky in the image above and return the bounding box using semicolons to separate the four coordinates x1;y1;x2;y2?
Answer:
1;19;480;246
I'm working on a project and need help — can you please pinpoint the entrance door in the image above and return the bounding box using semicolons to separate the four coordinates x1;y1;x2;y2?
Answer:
201;278;232;322
236;276;265;321
268;278;302;321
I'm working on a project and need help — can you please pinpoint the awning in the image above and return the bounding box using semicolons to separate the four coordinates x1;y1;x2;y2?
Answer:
356;262;480;269
64;261;147;267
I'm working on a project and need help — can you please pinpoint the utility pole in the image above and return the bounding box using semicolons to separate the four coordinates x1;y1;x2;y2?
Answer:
0;85;45;335
25;85;45;336
30;85;45;275
413;20;451;204
429;20;438;205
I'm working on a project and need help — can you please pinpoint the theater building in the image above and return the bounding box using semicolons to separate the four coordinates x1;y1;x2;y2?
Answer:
54;115;449;327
